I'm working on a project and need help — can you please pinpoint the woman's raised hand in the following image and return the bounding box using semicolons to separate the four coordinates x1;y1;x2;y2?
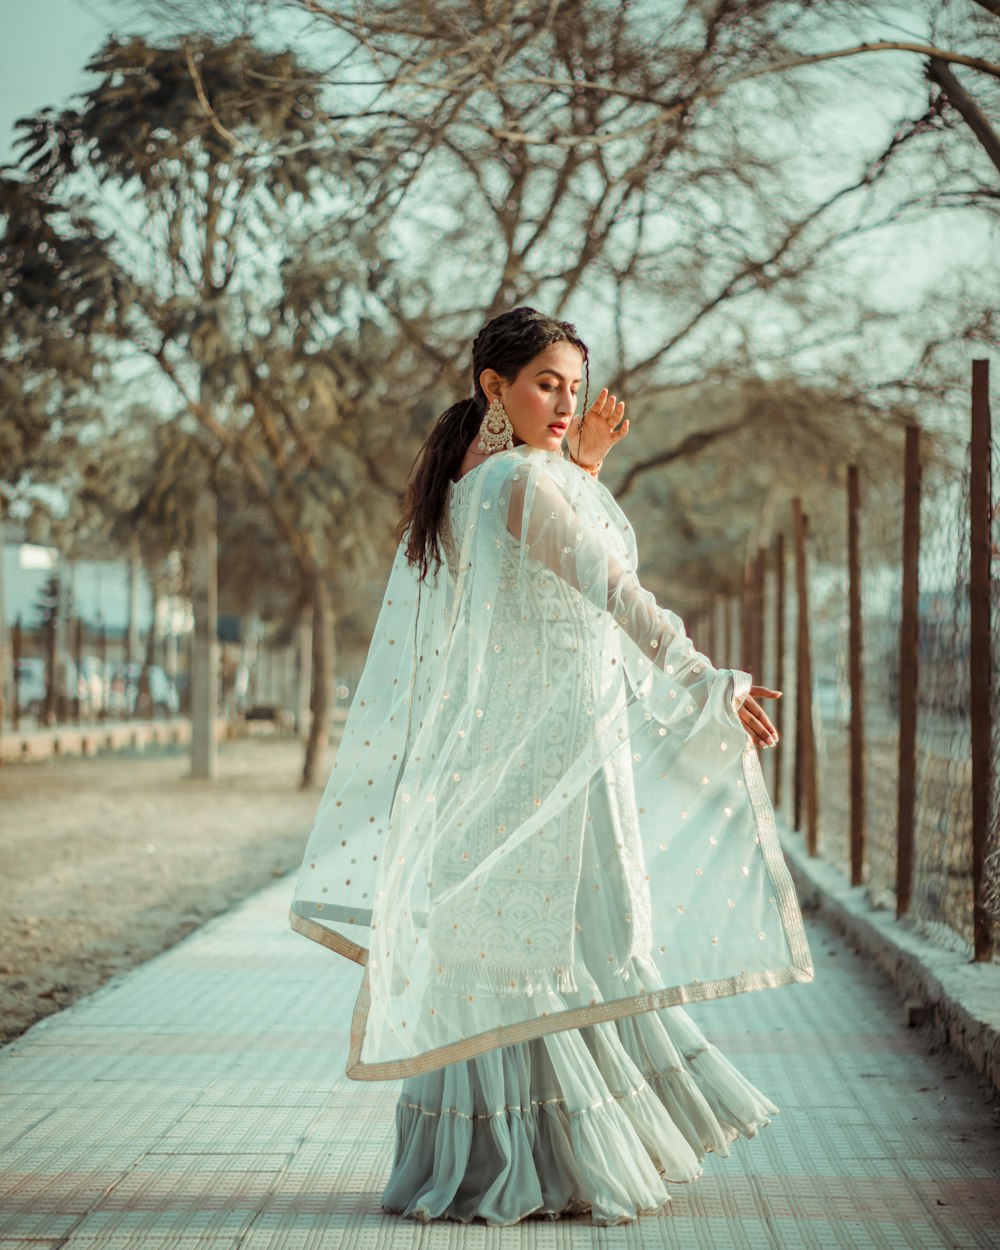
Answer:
738;685;782;749
567;387;628;467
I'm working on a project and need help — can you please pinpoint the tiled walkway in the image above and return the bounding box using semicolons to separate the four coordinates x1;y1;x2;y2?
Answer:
1;874;998;1249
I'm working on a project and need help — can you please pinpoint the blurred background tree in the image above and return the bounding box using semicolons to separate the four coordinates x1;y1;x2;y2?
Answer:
2;0;997;772
1;33;411;782
0;176;111;529
270;0;997;584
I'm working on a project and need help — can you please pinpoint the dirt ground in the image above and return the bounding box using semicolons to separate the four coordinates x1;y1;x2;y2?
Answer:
0;733;335;1046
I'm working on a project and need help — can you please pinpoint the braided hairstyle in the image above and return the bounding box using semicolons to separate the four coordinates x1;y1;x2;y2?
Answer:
399;306;590;583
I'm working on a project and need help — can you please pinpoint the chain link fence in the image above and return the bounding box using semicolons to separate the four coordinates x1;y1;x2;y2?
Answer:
707;382;999;962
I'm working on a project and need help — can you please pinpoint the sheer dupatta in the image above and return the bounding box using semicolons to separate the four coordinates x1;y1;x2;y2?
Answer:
290;445;813;1079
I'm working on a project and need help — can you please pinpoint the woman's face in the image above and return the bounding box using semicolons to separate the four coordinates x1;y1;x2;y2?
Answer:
480;340;583;454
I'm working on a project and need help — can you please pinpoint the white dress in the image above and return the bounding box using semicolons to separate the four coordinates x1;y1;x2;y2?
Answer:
289;444;811;1223
382;833;781;1225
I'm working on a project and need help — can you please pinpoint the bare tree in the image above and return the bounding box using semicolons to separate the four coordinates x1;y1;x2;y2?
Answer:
116;4;997;534
2;34;405;784
9;3;997;667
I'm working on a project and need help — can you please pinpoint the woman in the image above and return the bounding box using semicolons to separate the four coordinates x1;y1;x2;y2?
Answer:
290;307;814;1226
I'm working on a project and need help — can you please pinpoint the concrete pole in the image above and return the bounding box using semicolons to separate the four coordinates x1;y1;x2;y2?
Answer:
969;361;993;962
895;425;921;917
190;481;218;779
297;608;312;737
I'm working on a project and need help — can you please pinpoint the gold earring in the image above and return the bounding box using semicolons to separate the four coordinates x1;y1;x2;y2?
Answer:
476;397;514;455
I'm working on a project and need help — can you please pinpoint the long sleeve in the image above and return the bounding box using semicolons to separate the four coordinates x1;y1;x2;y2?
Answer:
503;456;736;717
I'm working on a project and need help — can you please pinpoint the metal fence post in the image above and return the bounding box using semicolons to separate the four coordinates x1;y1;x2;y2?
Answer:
774;532;786;810
970;359;994;962
741;552;753;672
896;424;921;918
753;547;766;681
847;464;866;887
792;499;818;854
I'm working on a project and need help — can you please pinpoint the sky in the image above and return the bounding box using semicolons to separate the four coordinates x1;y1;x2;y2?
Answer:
0;0;994;394
1;0;993;591
0;0;118;164
4;3;991;285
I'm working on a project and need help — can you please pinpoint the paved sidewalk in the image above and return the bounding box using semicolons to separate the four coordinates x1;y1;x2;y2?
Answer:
1;875;998;1250
777;818;1000;1096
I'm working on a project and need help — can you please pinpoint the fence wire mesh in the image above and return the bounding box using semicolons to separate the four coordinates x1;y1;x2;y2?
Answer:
910;454;975;952
759;426;998;961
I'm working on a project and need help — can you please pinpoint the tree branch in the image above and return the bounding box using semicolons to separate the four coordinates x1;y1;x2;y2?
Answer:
927;57;1000;179
148;345;320;574
184;43;254;155
480;42;1000;148
613;416;754;499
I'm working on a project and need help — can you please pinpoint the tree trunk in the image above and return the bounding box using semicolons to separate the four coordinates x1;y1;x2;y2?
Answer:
72;614;83;724
300;571;335;789
190;481;218;779
97;615;107;724
43;575;60;727
138;570;160;719
0;495;8;750
12;615;23;731
163;598;178;697
296;606;312;738
928;57;1000;178
126;536;141;719
0;493;7;746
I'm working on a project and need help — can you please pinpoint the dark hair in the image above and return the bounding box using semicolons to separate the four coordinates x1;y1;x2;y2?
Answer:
399;306;590;582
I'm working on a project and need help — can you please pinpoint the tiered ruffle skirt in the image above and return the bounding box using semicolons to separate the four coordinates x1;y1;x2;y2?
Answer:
382;999;778;1226
383;772;780;1225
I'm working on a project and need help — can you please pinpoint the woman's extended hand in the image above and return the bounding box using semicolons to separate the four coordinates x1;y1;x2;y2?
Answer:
738;685;782;749
567;387;629;468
